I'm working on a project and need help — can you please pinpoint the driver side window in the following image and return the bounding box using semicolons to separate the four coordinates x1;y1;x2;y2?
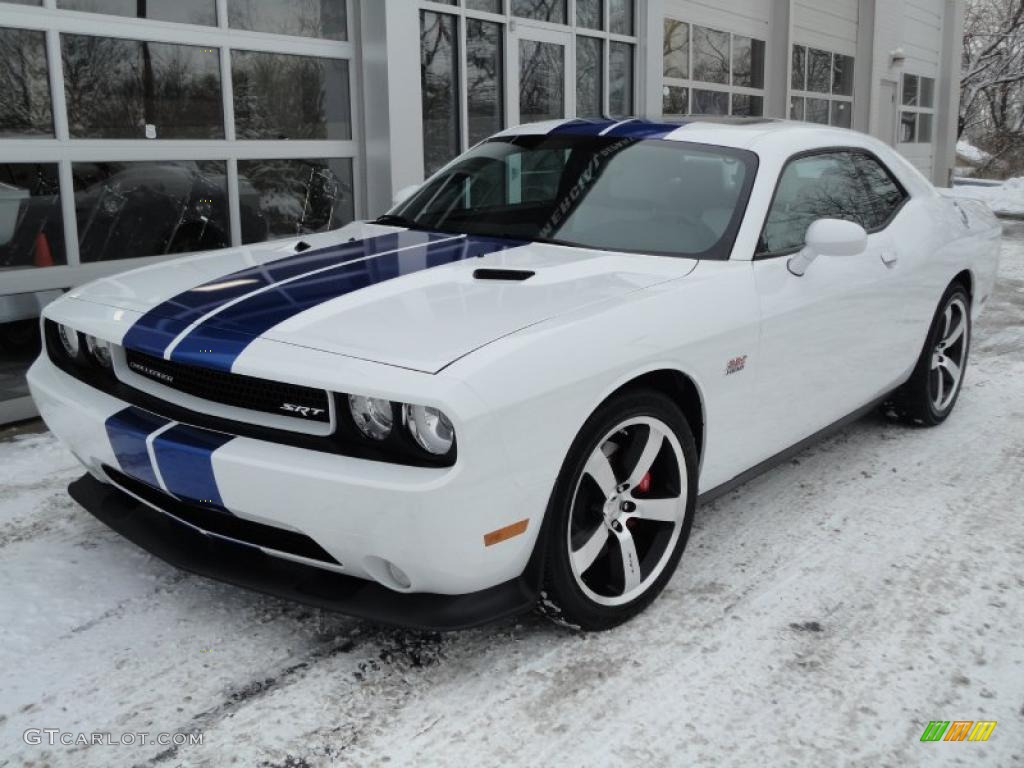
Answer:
759;151;869;256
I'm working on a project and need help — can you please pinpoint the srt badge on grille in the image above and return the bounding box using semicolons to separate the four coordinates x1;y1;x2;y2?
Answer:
281;403;326;418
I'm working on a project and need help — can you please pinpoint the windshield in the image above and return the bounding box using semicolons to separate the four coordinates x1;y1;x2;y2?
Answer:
390;135;758;259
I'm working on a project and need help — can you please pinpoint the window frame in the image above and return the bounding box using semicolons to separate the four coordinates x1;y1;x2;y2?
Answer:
754;146;911;260
899;73;936;145
662;18;767;118
789;44;855;129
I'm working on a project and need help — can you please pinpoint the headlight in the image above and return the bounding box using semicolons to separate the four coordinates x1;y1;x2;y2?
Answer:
85;335;113;368
57;323;79;358
403;404;455;456
348;395;394;441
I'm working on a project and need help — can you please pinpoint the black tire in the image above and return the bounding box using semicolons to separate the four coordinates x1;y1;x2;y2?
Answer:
537;389;698;631
892;282;972;426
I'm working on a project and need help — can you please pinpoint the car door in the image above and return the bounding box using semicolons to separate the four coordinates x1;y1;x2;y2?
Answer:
749;149;904;460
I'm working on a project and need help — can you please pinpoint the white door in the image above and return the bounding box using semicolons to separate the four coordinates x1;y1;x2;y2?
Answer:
509;25;574;126
750;150;902;459
875;80;898;146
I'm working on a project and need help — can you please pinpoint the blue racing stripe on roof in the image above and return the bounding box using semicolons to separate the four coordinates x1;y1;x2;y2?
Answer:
152;424;234;508
121;231;449;358
548;118;618;136
602;121;686;139
105;407;171;488
169;234;526;372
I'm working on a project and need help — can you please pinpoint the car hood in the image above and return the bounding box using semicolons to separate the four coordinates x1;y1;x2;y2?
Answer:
72;222;696;374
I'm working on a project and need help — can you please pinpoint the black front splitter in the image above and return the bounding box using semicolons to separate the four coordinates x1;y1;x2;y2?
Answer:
68;473;537;632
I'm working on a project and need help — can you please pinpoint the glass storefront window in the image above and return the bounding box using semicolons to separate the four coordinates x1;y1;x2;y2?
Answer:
0;27;54;138
663;20;689;80
511;0;566;24
576;0;601;30
58;0;217;26
62;35;224;139
732;36;765;89
576;35;603;118
0;164;65;270
72;161;230;262
236;158;354;243
467;0;503;12
519;39;565;123
692;89;727;115
731;93;763;117
833;54;855;97
791;45;855;129
228;0;348;42
467;19;504;146
807;48;831;93
232;51;351;141
608;41;633;118
420;11;460;175
609;0;633;36
692;26;729;85
663;85;688;115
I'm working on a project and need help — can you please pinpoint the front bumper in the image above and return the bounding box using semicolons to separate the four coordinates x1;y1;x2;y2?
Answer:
68;472;536;631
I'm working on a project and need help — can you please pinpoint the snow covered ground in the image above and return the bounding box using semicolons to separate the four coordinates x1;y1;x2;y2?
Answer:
948;177;1024;218
2;229;1023;768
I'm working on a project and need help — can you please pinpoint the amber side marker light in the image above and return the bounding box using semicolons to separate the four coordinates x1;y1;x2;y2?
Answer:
483;519;529;547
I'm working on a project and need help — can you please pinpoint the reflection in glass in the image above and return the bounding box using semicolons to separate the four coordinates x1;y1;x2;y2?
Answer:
806;98;829;124
609;42;633;118
663;20;689;79
919;77;935;108
467;0;503;11
237;158;354;243
233;51;350;140
576;0;601;30
807;48;831;93
692;89;728;115
511;0;566;24
519;40;564;124
663;85;688;116
692;26;729;85
732;36;765;88
918;113;933;143
467;19;504;145
791;46;806;90
789;97;804;121
62;35;223;139
831;100;852;128
0;27;53;138
229;0;347;41
900;112;916;143
59;0;216;26
576;36;603;118
72;161;231;263
731;94;763;117
421;11;460;175
0;164;65;270
902;73;918;106
833;54;855;96
610;0;633;35
854;154;906;228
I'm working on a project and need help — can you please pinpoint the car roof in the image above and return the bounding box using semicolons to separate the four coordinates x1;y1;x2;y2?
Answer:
494;117;882;153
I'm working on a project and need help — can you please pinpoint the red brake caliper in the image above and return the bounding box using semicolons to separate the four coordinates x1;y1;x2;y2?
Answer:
627;472;651;529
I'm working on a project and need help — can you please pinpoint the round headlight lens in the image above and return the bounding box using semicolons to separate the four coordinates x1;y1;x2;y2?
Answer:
85;335;113;368
348;395;394;441
57;324;79;359
404;404;455;456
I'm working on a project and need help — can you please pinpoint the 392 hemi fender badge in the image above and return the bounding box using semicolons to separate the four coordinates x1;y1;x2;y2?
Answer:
726;355;748;376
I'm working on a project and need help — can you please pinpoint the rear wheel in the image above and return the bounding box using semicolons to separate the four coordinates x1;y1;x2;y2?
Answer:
538;390;697;630
893;283;971;426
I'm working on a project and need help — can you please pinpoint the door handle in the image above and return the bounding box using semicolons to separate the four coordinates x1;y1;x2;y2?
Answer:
880;250;899;267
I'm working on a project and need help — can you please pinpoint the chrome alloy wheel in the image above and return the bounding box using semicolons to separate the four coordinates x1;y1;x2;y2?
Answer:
567;417;687;607
930;296;969;412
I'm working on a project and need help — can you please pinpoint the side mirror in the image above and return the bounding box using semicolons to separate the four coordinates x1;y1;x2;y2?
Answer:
788;219;868;277
392;184;420;208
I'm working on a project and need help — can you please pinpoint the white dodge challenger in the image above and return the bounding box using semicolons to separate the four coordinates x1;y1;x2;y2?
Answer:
28;118;1001;631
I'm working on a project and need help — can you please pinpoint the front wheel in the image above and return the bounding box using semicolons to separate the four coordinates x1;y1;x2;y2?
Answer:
538;390;698;630
893;283;972;426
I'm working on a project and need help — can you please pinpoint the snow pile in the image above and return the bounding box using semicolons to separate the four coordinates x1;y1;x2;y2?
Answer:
956;140;991;165
947;176;1024;216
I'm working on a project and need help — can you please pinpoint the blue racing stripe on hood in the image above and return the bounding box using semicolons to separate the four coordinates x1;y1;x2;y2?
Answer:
122;231;451;359
169;234;526;372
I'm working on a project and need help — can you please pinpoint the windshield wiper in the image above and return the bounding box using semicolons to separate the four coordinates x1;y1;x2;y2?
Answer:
374;214;431;230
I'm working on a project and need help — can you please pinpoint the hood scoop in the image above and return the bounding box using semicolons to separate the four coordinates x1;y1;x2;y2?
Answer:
473;268;535;282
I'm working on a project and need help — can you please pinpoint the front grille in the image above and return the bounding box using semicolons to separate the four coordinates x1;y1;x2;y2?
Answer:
104;466;341;566
124;348;330;425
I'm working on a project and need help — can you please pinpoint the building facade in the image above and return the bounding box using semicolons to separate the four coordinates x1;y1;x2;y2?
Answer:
0;0;964;424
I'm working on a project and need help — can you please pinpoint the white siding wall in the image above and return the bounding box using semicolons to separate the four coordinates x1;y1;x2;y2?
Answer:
663;0;771;39
792;0;859;55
